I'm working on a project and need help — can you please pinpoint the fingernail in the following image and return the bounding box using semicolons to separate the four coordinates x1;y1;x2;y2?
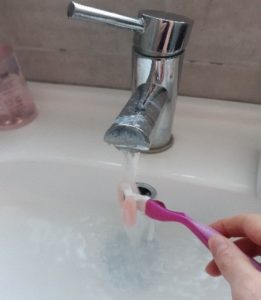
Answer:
209;234;228;257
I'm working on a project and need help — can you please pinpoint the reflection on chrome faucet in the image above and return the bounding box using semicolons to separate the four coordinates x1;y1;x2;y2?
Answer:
68;2;193;152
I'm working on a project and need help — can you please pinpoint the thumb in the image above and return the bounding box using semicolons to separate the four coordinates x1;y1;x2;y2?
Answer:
208;234;257;286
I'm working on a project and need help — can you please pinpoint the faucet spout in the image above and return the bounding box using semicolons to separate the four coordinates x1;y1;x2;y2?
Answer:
104;83;168;151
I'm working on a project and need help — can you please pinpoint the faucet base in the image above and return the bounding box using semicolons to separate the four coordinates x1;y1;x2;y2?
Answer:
142;135;174;154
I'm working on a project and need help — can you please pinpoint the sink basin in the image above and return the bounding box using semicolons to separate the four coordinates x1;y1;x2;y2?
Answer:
0;82;260;300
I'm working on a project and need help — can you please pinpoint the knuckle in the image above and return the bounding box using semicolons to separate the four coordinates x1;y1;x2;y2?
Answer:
215;247;233;269
243;214;261;245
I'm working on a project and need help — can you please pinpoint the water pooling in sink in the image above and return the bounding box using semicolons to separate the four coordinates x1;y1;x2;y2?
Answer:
0;161;230;300
0;202;229;300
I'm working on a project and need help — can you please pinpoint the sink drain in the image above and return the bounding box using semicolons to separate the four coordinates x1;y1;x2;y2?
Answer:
136;182;157;199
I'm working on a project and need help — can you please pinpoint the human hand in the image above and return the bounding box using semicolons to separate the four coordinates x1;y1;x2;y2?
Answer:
206;214;261;300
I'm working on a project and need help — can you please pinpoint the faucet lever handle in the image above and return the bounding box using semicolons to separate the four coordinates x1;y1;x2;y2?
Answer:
67;1;144;32
68;2;193;57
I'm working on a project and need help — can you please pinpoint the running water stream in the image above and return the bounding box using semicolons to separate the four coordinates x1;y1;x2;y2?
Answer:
120;150;155;245
122;150;140;187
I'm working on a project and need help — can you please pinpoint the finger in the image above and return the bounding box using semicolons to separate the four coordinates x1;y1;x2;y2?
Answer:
206;238;261;277
234;238;261;257
205;259;220;276
208;234;258;286
210;214;261;245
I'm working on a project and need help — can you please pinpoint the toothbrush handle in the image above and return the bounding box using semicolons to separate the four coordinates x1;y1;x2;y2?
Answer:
183;217;218;248
184;218;261;271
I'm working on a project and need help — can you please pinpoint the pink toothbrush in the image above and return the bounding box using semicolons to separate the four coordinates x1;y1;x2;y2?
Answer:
119;182;261;271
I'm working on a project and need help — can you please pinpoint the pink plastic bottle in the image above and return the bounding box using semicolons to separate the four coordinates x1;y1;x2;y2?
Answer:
0;45;37;129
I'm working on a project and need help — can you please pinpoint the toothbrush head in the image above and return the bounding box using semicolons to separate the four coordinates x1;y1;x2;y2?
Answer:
118;182;150;227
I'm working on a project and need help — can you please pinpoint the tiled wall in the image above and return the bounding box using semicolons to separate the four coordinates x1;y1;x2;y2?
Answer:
1;0;260;103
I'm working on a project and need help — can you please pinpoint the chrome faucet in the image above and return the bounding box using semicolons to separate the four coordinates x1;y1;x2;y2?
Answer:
68;2;193;152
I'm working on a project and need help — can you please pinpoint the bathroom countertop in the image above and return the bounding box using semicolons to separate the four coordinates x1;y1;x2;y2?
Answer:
0;81;260;196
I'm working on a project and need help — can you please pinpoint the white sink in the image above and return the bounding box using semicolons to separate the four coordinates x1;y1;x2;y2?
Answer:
0;82;260;300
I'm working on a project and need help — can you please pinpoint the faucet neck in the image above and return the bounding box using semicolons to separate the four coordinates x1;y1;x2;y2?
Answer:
132;52;183;151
